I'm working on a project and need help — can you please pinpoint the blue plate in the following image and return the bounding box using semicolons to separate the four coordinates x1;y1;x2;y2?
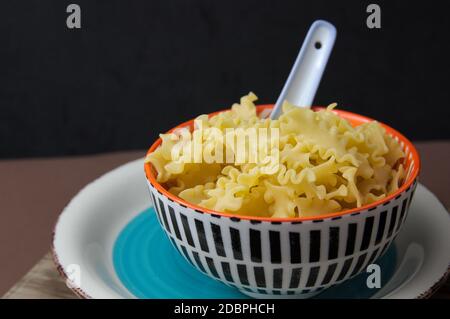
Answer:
113;208;397;299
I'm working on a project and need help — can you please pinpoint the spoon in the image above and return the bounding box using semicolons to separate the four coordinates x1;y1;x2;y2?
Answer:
270;20;337;119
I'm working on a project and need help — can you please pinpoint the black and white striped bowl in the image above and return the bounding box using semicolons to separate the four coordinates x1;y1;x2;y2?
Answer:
144;105;420;298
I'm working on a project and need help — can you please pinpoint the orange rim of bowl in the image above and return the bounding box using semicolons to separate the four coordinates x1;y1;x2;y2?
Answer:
144;104;420;222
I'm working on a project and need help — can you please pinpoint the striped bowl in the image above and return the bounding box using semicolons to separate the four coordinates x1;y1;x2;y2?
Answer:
144;105;420;298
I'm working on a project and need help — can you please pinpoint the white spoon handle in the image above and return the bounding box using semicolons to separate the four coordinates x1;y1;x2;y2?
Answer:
270;20;337;119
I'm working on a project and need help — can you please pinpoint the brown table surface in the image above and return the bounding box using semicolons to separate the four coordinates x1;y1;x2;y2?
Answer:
1;142;449;298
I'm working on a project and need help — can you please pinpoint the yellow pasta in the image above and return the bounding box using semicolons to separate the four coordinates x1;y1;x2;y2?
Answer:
146;93;406;218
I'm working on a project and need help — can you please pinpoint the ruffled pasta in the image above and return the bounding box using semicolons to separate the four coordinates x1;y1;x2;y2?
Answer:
146;93;406;218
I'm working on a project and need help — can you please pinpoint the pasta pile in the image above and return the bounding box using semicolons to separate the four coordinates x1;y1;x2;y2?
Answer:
146;93;406;218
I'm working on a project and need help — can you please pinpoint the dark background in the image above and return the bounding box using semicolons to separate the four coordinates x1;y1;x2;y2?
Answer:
0;0;449;158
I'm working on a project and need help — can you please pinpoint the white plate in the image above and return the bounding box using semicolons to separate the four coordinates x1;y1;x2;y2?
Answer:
52;159;450;299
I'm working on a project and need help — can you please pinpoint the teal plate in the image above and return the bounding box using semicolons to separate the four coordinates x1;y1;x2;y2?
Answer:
113;207;397;299
52;158;450;300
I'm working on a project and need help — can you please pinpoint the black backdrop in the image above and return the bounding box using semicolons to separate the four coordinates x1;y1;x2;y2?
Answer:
1;0;449;158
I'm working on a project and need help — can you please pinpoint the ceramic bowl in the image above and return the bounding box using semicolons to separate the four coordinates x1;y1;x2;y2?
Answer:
144;105;420;298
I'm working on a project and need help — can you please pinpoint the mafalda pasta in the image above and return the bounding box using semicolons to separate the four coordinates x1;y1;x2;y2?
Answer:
146;93;406;218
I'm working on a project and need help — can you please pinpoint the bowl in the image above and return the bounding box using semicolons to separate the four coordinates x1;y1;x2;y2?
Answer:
144;105;420;298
